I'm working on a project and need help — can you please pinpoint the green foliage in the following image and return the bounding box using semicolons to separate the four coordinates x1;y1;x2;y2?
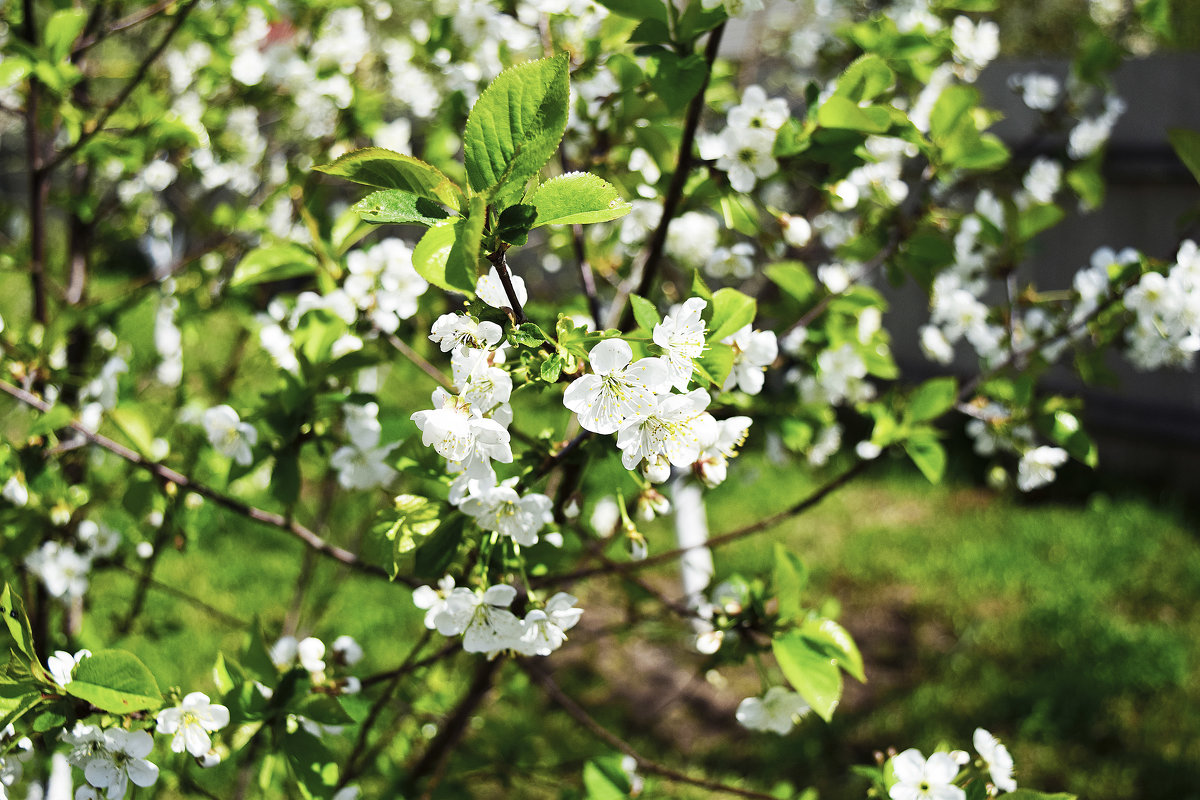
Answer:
529;173;633;227
67;650;162;713
315;148;464;211
352;190;455;226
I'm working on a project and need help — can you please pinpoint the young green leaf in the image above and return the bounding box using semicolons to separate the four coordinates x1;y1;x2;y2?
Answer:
496;204;539;246
352;190;454;226
0;585;36;661
230;244;320;288
1168;128;1200;186
772;631;844;722
315;148;463;211
629;294;662;332
411;202;484;296
772;544;808;623
646;51;708;113
765;261;817;304
66;650;162;713
529;172;632;227
834;54;895;104
816;97;891;134
904;434;946;483
44;9;88;63
463;54;570;205
708;287;757;343
801;617;866;683
907;377;957;423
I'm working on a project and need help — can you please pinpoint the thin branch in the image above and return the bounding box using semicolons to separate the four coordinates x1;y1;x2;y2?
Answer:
406;656;504;798
0;379;399;584
360;640;459;689
486;249;528;324
43;0;198;176
73;0;179;54
606;23;726;330
542;458;872;587
24;0;48;327
383;332;455;391
109;562;249;628
521;660;780;800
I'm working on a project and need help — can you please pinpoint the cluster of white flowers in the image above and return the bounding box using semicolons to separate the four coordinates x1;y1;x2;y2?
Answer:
1008;72;1061;111
414;578;582;657
950;15;1000;81
202;404;258;467
25;541;92;604
344;238;429;333
62;724;159;800
272;633;364;700
711;85;789;193
332;402;398;490
1122;240;1200;370
837;136;916;211
889;728;1016;800
1068;94;1126;160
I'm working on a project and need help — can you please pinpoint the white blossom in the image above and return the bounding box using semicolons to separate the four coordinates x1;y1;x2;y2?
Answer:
516;592;583;656
460;478;553;546
889;749;964;800
1016;446;1069;492
735;687;811;735
563;339;670;434
722;326;778;395
652;298;707;390
973;728;1017;793
156;692;230;758
202;405;257;466
47;649;91;687
476;266;528;311
615;388;715;472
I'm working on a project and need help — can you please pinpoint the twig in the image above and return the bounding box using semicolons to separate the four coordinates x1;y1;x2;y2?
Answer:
339;630;433;787
606;23;726;330
486;249;528;324
109;562;248;628
0;379;399;584
43;0;198;176
383;332;455;391
521;660;781;800
360;641;460;689
24;0;47;327
406;656;504;798
73;0;180;54
542;457;872;587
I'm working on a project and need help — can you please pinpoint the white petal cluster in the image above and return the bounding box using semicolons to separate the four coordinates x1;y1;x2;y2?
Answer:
889;748;964;800
950;15;999;81
652;298;708;390
1009;72;1061;111
156;692;230;759
694;415;752;488
1123;240;1200;370
414;580;582;658
722;325;778;395
47;649;91;687
344;238;429;333
411;388;513;479
202;405;258;466
563;340;670;435
735;686;811;735
25;542;91;602
1016;446;1068;492
1068;94;1126;160
476;266;528;312
712;85;788;193
460;478;553;546
615;389;715;474
62;724;159;800
332;402;398;490
429;313;503;353
973;728;1017;793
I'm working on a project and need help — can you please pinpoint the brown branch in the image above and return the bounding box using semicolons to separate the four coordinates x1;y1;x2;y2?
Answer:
406;655;504;798
73;0;180;54
541;458;872;588
24;0;48;327
109;562;248;628
42;0;198;176
383;332;455;391
0;379;400;584
486;249;528;324
607;22;726;330
521;660;780;800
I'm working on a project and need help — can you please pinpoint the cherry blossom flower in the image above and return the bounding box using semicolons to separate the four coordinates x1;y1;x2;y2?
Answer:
1016;446;1068;492
516;593;583;656
156;692;230;758
202;405;257;466
973;728;1017;793
889;749;965;800
461;585;524;655
47;649;91;687
715;126;778;193
722;325;778;395
460;478;553;546
653;298;707;390
67;727;159;800
476;265;528;311
331;442;398;490
429;313;503;353
615;389;715;472
563;339;670;434
735;687;811;735
726;85;789;132
411;389;513;473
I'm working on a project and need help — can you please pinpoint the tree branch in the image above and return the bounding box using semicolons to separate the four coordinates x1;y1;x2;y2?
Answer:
486;249;528;324
0;379;400;584
72;0;180;54
521;660;781;800
606;23;726;330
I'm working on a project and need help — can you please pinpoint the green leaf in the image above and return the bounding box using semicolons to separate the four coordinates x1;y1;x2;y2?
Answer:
28;403;74;437
1067;159;1105;210
66;649;162;713
907;377;957;423
593;0;668;23
284;729;340;799
495;204;539;246
816;97;891;134
315;148;463;211
801;617;865;683
695;342;735;388
772;544;808;623
773;117;811;158
929;85;978;144
630;294;662;332
1168;128;1200;187
765;261;817;304
540;353;565;382
379;494;441;579
414;515;466;579
293;694;355;726
691;269;713;301
834;54;895;104
412;203;483;296
708;288;757;343
231;244;320;288
463;54;570;205
0;585;36;661
1017;203;1065;242
773;632;843;722
646;51;708;113
351;190;454;226
509;322;548;347
904;434;946;483
44;9;88;62
1003;792;1077;800
583;758;631;799
529;172;632;227
0;692;41;732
